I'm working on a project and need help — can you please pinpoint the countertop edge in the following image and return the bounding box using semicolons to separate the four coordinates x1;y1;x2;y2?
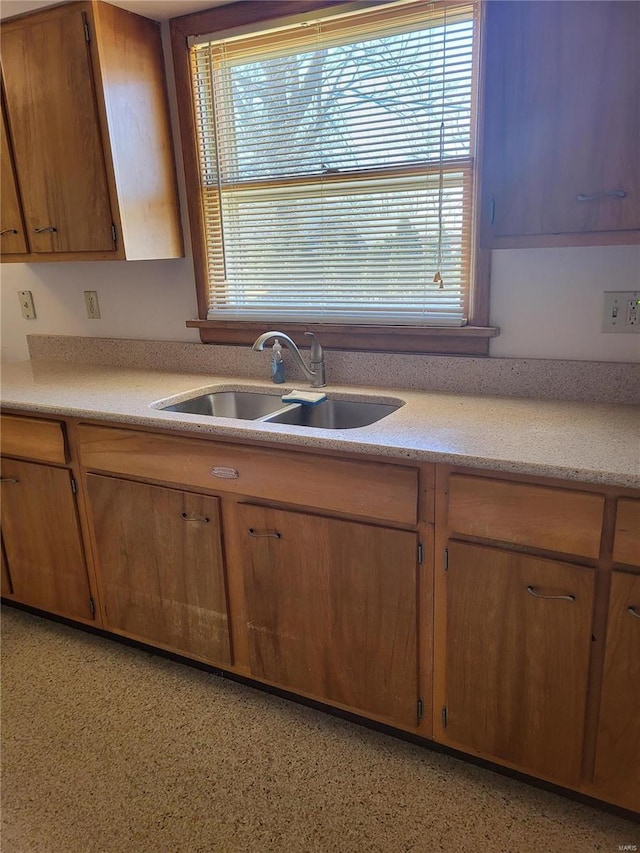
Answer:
2;395;639;491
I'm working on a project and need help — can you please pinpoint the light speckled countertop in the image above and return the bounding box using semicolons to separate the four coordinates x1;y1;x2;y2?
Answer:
2;359;639;489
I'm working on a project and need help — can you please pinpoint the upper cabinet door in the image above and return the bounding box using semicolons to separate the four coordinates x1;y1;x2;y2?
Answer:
0;99;27;255
481;1;640;245
1;5;115;253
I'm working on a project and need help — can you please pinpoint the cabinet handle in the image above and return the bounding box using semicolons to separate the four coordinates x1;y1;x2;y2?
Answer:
526;585;575;602
181;513;210;523
629;606;640;620
210;466;239;479
0;477;19;483
576;190;626;202
34;226;57;233
248;528;281;539
0;229;18;235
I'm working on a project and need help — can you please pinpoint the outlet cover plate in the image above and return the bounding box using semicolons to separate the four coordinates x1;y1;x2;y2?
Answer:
18;290;36;320
84;290;101;320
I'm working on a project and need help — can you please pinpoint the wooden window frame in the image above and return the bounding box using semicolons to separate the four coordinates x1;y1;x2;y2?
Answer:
170;0;497;355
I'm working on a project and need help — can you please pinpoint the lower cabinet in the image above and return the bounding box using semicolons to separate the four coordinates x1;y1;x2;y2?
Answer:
0;458;94;621
3;412;639;813
236;503;419;727
591;570;640;812
86;474;231;666
441;541;595;788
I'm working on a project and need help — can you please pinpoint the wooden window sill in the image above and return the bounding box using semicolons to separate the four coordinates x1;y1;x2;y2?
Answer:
186;320;499;356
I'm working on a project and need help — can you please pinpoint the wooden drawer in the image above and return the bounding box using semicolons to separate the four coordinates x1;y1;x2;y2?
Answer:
613;499;640;566
77;425;418;525
447;474;604;558
0;414;67;464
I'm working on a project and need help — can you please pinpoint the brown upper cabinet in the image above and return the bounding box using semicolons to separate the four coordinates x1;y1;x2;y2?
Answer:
0;97;27;255
0;1;183;262
480;1;640;248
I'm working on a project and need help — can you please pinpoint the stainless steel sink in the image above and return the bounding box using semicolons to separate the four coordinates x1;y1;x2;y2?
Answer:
158;389;402;429
160;391;286;419
263;399;401;429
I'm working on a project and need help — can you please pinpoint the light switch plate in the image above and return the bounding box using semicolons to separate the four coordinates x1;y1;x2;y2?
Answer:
602;291;640;333
18;290;36;320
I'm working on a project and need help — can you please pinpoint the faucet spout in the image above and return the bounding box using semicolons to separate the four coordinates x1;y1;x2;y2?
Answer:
252;331;326;387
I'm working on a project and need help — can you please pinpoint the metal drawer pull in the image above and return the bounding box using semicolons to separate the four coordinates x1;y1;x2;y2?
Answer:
34;226;57;233
0;229;18;235
629;606;640;620
576;190;626;202
249;528;281;539
210;466;239;479
0;478;19;483
526;585;575;602
181;513;209;523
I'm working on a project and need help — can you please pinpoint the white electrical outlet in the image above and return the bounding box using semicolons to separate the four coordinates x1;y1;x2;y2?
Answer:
602;291;640;334
84;290;101;319
18;290;36;320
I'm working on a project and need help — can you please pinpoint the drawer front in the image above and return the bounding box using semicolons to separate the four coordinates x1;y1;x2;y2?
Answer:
447;474;604;558
0;414;67;464
613;499;640;566
77;425;418;525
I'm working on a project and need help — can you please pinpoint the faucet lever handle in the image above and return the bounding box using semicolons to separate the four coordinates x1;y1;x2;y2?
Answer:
304;331;323;362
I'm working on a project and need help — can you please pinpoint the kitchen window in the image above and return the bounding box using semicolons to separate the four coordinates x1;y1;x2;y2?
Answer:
171;0;495;353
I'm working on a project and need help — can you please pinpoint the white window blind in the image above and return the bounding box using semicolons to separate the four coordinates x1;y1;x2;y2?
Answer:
189;0;478;326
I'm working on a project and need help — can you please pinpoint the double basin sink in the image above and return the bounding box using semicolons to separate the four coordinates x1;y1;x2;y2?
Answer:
158;389;402;430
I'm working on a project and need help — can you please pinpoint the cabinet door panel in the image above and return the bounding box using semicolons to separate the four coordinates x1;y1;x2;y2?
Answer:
0;458;93;620
0;102;27;254
483;1;640;239
444;541;595;786
238;504;418;726
592;571;640;812
1;5;114;252
87;475;231;666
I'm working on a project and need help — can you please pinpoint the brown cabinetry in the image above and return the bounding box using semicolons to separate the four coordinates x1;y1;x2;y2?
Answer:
480;1;640;247
591;570;640;812
613;499;640;567
0;99;27;255
2;410;639;813
0;1;182;262
86;474;232;666
0;458;94;622
235;503;418;727
447;474;604;558
441;541;595;787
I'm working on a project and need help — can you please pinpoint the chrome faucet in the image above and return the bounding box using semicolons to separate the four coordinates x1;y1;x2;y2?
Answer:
252;331;326;388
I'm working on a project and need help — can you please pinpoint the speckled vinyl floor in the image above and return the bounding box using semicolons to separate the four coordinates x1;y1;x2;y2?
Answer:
1;606;638;853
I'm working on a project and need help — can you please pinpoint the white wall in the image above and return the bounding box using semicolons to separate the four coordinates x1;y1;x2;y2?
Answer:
2;20;639;366
490;245;640;361
2;244;639;364
0;257;199;362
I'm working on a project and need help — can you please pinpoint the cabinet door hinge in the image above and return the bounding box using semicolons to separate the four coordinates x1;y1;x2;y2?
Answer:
441;705;448;729
418;542;424;565
417;697;424;721
443;547;448;571
111;223;118;245
89;597;95;617
71;476;78;495
82;14;91;43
